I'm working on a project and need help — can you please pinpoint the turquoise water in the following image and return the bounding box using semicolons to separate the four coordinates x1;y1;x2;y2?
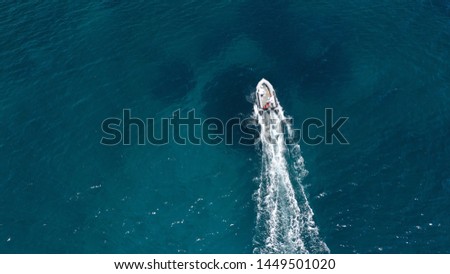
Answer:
1;1;450;253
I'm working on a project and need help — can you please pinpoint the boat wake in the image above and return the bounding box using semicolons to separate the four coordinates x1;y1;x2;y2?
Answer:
252;93;329;254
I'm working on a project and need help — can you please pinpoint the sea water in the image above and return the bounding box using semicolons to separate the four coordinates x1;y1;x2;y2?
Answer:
1;1;449;253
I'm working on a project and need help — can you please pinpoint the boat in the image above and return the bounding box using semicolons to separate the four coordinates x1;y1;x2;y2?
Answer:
256;78;280;115
255;78;284;143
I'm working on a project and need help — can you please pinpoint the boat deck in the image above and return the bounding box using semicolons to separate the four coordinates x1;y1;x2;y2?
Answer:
258;83;272;108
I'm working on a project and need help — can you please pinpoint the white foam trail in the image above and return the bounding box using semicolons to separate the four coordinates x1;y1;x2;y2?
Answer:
253;102;329;254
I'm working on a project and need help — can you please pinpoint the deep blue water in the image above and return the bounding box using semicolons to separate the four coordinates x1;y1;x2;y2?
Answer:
1;1;450;253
